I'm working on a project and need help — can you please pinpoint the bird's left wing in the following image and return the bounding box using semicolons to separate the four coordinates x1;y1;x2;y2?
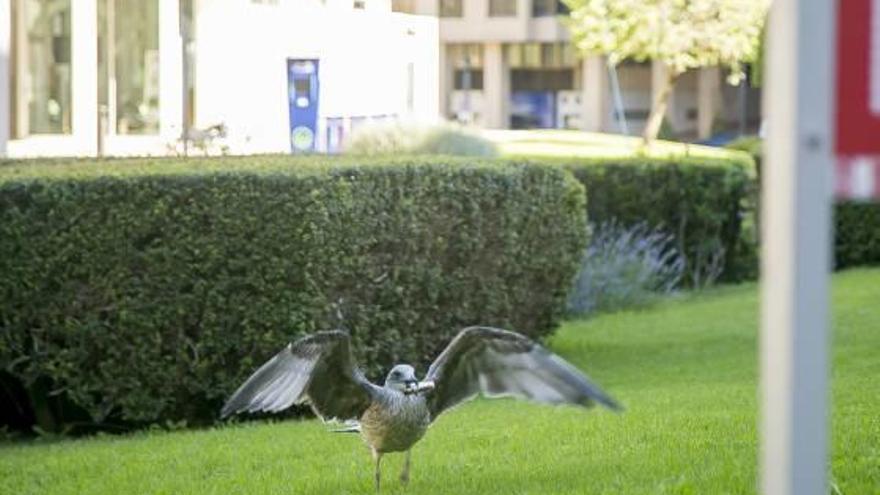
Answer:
220;330;376;422
424;326;621;419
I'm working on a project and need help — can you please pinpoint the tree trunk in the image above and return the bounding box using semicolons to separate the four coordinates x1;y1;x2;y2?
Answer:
643;69;680;143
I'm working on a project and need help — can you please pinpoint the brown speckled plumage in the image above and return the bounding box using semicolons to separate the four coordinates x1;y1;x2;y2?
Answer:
360;391;431;453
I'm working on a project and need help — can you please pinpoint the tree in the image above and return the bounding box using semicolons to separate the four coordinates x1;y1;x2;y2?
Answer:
563;0;769;142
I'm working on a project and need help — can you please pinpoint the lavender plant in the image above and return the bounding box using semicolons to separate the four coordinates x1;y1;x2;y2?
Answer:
568;221;685;316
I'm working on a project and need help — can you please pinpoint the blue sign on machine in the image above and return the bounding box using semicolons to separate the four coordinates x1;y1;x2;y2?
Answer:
287;59;320;153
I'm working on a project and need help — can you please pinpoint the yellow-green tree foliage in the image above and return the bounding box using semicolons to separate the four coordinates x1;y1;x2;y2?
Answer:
564;0;768;141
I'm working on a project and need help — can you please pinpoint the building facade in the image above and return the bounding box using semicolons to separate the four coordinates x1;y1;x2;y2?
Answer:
0;0;439;157
393;0;761;139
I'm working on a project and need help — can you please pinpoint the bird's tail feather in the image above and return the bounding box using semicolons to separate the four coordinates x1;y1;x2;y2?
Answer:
331;423;361;433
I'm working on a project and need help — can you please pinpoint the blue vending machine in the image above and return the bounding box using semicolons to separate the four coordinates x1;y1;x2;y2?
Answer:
287;59;320;153
510;91;556;129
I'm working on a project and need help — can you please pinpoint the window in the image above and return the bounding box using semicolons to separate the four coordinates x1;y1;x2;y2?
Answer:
511;69;574;91
454;70;484;90
391;0;417;13
489;0;517;17
10;0;73;138
353;0;366;9
532;0;570;17
507;43;574;69
99;0;161;135
448;44;484;90
438;0;462;17
448;43;483;68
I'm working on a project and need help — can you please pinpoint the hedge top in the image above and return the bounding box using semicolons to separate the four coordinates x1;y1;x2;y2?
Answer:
0;155;549;184
517;152;755;172
0;150;755;188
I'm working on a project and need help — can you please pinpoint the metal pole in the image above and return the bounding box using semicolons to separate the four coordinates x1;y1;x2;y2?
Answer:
180;0;191;157
760;0;834;494
607;62;629;135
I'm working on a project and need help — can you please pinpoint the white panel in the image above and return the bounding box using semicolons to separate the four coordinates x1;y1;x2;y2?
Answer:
72;0;98;155
0;0;9;156
160;0;183;139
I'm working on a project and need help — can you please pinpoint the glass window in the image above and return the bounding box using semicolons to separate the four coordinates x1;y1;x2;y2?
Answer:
532;0;569;17
449;44;483;69
508;42;574;69
489;0;517;17
454;69;484;90
99;0;160;135
391;0;417;13
511;69;574;91
438;0;462;17
10;0;73;138
523;43;541;68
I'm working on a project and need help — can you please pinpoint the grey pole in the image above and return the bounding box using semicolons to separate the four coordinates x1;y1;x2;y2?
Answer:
607;62;629;135
760;0;834;493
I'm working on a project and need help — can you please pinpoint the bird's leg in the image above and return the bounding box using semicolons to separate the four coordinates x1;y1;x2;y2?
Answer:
400;450;411;486
372;448;383;493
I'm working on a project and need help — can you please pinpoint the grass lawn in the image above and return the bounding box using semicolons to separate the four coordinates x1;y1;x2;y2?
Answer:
485;129;744;160
1;269;877;494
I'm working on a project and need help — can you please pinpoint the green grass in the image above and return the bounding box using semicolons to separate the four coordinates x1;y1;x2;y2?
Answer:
1;269;878;494
486;129;745;161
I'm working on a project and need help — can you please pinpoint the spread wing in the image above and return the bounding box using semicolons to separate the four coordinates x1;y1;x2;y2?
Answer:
424;326;621;419
220;330;376;421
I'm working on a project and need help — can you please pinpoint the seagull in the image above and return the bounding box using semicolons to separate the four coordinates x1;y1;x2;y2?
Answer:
221;326;620;492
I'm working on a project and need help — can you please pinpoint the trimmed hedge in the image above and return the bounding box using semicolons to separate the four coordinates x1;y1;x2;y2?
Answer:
0;156;586;429
530;153;757;284
727;137;880;269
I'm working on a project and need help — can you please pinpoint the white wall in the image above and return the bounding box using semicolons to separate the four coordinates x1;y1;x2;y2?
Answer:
195;0;439;154
0;0;9;157
3;0;437;157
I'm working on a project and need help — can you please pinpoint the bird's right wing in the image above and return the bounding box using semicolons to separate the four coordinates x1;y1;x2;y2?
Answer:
424;326;621;419
220;330;376;422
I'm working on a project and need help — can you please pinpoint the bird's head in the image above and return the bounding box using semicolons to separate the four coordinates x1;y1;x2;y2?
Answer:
384;364;419;394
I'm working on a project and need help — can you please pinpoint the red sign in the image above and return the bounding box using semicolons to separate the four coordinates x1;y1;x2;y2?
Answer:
835;0;880;200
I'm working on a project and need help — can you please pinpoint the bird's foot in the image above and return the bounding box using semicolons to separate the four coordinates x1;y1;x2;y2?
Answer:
399;472;409;486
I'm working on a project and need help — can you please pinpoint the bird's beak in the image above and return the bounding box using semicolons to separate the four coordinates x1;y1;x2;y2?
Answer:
404;380;419;394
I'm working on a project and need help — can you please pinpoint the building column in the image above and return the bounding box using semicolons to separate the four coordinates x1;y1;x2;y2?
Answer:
698;67;721;139
0;0;9;156
580;55;609;132
438;43;451;120
160;0;183;141
483;42;509;129
71;0;98;155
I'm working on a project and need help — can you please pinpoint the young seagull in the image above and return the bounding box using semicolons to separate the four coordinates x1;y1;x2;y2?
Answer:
221;326;621;492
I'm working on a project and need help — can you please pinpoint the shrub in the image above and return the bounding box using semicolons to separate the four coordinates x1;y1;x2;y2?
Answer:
727;136;880;270
345;122;498;157
533;153;757;284
568;222;684;316
0;155;586;430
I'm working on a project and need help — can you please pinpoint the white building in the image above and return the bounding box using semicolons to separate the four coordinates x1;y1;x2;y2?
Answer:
0;0;439;157
392;0;762;139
